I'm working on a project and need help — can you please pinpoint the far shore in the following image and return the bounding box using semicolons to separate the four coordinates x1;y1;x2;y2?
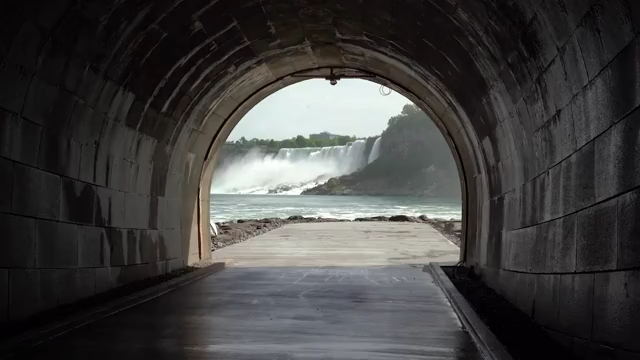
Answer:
211;215;462;250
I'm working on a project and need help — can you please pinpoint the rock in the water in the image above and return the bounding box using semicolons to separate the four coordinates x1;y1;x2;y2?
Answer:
389;215;417;222
288;215;304;221
354;216;389;222
419;215;429;221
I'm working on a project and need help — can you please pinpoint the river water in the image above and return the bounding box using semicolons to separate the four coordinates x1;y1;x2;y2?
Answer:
209;194;461;223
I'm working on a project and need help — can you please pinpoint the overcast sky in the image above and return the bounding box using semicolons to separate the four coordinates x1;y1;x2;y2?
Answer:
227;79;411;141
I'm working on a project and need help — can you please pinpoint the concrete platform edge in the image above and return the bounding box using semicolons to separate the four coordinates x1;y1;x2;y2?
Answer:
0;262;227;359
429;262;513;360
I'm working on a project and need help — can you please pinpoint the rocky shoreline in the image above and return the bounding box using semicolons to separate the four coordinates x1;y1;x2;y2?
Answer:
211;215;462;250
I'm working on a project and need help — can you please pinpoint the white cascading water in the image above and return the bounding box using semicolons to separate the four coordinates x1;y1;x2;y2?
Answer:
367;137;382;164
211;139;372;195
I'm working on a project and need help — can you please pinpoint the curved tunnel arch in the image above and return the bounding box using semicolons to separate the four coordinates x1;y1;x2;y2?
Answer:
1;0;639;355
197;65;487;266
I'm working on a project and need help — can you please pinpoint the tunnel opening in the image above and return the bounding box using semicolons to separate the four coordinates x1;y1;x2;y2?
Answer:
204;76;465;255
1;0;639;356
198;67;482;267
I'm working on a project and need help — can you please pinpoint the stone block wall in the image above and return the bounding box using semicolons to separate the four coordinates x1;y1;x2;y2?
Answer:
0;1;194;324
473;1;640;356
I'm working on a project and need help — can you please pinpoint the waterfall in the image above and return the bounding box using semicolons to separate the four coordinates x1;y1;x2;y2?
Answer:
367;137;382;163
211;140;372;195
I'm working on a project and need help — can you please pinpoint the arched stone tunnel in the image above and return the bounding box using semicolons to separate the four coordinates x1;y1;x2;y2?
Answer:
1;0;638;356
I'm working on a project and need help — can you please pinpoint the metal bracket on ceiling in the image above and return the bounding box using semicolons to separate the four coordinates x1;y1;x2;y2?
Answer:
290;67;376;86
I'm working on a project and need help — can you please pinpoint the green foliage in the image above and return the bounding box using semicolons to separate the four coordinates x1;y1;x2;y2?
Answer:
224;133;359;153
361;103;457;179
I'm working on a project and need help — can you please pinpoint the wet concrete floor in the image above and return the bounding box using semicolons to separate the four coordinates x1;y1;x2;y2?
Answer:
16;222;481;359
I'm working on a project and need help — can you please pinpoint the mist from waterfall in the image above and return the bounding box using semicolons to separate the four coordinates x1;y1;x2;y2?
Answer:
211;139;377;195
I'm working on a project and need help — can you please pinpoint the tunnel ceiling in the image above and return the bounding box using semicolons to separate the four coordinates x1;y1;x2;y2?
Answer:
5;0;632;179
2;0;554;162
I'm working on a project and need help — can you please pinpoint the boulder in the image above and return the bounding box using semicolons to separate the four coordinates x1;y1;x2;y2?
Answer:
288;215;304;221
418;215;429;221
444;222;454;232
389;215;417;222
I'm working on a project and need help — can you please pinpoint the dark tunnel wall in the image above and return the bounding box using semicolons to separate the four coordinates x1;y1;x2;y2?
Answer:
0;0;639;356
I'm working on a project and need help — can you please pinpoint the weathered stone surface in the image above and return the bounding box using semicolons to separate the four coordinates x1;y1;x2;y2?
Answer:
0;157;12;212
529;221;550;272
575;8;608;80
595;109;640;202
118;264;152;285
124;193;150;229
0;110;42;166
95;267;120;295
0;269;7;323
0;214;36;268
165;198;181;230
140;230;159;263
68;102;103;146
533;274;560;330
78;144;98;183
608;37;640;123
58;269;96;305
108;228;127;267
9;269;41;321
126;229;141;265
572;142;596;212
576;199;618;272
552;214;577;273
0;69;31;114
571;71;615;149
616;188;640;269
159;230;182;261
60;178;96;225
4;22;44;74
558;273;594;339
504;227;535;272
39;269;61;311
12;163;61;220
537;0;574;47
596;0;635;68
95;186;125;228
593;270;640;352
23;76;75;129
38;129;81;178
78;226;110;268
512;272;536;317
36;219;78;269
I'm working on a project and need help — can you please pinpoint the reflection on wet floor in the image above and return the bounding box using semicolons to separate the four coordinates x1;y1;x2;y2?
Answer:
15;223;479;359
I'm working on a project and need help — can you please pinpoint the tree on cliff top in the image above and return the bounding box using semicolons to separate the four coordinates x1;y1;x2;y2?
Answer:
388;104;422;127
359;103;457;181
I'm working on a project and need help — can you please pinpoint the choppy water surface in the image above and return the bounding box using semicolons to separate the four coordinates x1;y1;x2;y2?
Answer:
210;194;461;223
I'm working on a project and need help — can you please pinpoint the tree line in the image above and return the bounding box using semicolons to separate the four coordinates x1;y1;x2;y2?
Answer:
226;134;359;153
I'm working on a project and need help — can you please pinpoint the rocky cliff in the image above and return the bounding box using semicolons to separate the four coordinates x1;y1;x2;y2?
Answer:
301;105;461;198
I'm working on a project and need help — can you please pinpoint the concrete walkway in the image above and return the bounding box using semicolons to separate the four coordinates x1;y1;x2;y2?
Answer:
16;222;480;359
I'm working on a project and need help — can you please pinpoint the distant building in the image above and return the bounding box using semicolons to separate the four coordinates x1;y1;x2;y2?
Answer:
310;131;338;140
